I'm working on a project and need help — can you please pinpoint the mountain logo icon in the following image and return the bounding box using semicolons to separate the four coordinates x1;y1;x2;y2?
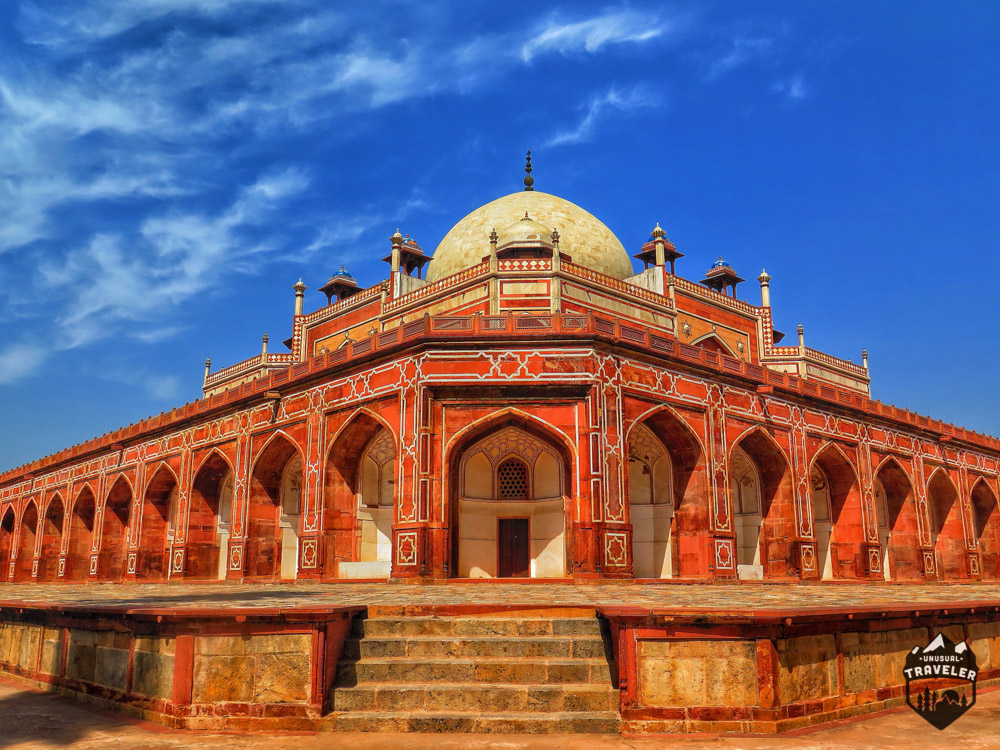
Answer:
903;631;978;730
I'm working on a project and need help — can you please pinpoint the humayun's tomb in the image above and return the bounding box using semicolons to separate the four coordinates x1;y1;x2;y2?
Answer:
1;157;999;735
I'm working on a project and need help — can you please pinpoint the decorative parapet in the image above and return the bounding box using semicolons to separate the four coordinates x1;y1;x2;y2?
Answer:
300;282;384;327
498;258;552;272
203;353;294;391
561;262;673;309
666;273;760;316
383;261;491;313
1;311;996;485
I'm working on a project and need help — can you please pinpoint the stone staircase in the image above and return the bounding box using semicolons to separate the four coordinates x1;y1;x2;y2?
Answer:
327;610;621;733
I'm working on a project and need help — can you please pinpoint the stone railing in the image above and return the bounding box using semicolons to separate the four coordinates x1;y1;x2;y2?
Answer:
666;274;760;316
203;353;294;389
804;346;868;377
2;311;997;484
561;262;673;309
300;282;384;326
382;262;491;313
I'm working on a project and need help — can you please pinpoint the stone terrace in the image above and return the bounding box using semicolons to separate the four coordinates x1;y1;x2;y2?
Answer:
3;581;1000;615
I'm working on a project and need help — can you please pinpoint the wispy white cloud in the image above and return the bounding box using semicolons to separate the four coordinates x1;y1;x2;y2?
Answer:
38;169;309;351
0;342;47;385
521;10;667;62
771;74;808;101
706;35;776;79
545;86;661;147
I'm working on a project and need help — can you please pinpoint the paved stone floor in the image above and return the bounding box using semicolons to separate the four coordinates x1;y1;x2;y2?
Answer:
2;580;1000;613
2;677;1000;749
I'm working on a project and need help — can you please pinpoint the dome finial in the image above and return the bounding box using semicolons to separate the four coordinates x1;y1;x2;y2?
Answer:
523;150;534;191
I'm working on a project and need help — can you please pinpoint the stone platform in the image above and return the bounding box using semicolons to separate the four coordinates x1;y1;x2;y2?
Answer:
2;581;1000;735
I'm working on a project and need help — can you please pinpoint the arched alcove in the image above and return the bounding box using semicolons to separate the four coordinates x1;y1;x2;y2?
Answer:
66;488;96;580
15;501;39;581
972;479;1000;579
811;444;863;580
729;429;796;579
627;423;674;578
0;506;15;581
927;469;965;578
138;465;178;580
450;421;570;579
189;452;234;580
873;459;919;580
324;412;395;578
247;435;303;580
39;495;65;581
100;477;132;580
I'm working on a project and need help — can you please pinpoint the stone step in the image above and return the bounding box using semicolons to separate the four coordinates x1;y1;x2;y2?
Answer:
352;616;603;638
332;683;618;713
338;656;614;685
342;635;607;660
325;710;621;734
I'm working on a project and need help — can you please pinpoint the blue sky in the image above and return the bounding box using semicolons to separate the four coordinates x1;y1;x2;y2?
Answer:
1;1;998;470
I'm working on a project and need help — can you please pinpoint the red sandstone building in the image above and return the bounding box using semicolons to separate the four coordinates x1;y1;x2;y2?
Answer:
2;169;999;587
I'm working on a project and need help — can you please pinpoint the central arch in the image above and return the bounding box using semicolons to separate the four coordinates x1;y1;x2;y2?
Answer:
448;416;572;579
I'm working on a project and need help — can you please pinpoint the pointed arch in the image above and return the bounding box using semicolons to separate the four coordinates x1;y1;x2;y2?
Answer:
189;450;235;580
690;333;738;357
138;463;179;580
15;500;39;581
39;493;65;581
323;409;398;578
874;456;919;580
809;442;863;580
446;411;574;579
626;404;708;579
247;432;304;580
729;426;797;579
0;506;13;581
66;486;96;580
100;475;133;580
926;467;964;578
971;477;1000;579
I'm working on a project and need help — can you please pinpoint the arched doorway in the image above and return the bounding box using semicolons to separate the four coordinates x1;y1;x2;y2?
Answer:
451;424;569;579
100;477;132;580
15;501;39;581
626;408;706;578
324;412;396;579
247;435;303;580
138;465;179;580
873;459;919;580
189;452;234;580
729;429;796;579
66;488;96;580
39;496;65;581
927;469;965;578
627;423;673;578
810;445;863;580
0;506;14;581
972;479;1000;579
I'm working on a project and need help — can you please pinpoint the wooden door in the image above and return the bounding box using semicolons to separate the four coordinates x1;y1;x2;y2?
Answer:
498;518;530;578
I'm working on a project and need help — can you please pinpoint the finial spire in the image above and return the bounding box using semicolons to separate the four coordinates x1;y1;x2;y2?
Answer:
523;150;534;191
